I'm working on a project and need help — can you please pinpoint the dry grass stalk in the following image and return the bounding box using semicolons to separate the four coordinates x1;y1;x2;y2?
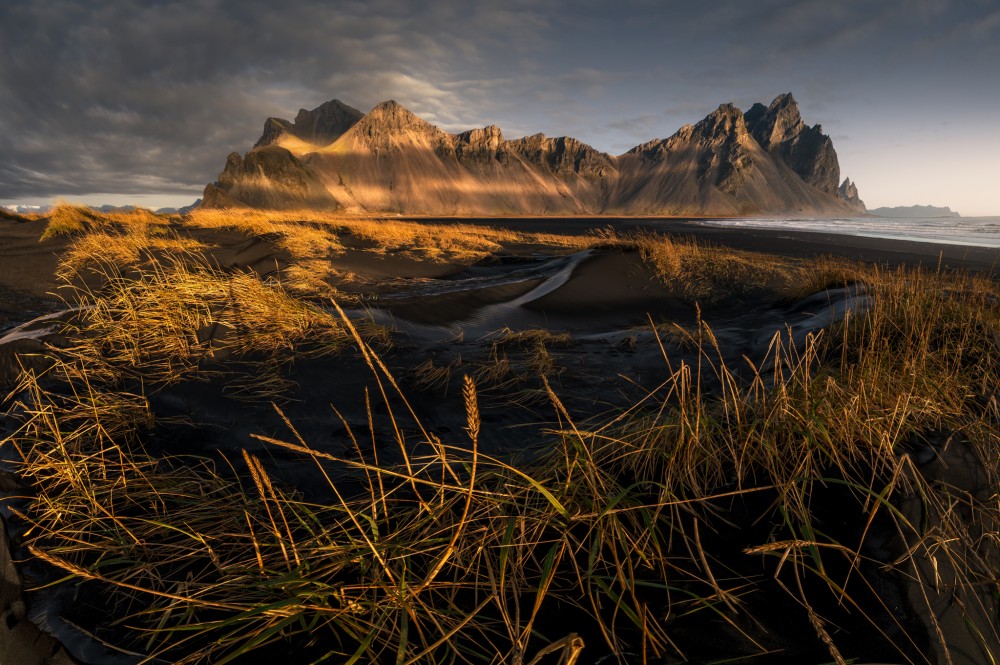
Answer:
187;207;597;267
3;217;1000;663
41;201;176;240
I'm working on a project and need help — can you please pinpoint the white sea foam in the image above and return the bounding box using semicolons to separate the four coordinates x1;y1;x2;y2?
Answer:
699;216;1000;248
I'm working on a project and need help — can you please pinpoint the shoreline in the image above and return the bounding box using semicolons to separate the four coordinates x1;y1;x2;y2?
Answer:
391;215;1000;274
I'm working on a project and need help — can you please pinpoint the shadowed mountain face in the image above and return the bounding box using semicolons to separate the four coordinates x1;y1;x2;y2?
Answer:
745;93;839;195
254;99;365;149
203;94;865;216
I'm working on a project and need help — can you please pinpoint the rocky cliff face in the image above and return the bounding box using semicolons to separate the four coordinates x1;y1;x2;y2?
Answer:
202;146;330;209
254;99;364;149
690;104;756;195
607;100;851;216
452;125;508;163
838;178;866;213
204;94;861;217
745;93;840;195
508;134;617;179
349;100;451;152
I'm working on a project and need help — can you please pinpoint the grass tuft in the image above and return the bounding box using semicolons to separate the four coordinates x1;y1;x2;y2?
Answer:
3;213;999;663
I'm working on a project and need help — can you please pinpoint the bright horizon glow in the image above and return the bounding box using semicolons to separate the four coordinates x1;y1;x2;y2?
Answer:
0;193;200;211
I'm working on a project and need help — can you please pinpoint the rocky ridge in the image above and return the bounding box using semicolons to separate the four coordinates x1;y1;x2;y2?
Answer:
745;93;840;195
255;99;364;149
838;178;866;213
203;93;863;216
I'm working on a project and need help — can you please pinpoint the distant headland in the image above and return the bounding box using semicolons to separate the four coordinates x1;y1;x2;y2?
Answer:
868;204;961;218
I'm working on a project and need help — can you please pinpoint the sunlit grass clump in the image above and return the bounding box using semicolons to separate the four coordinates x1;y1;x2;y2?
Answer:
630;230;861;305
187;207;593;266
40;201;174;240
2;209;999;663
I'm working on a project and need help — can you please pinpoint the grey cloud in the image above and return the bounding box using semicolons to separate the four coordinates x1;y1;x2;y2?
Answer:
605;114;660;135
0;0;549;199
0;0;996;203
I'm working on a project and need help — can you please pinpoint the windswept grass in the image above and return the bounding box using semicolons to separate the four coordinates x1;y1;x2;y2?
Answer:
40;202;175;241
187;208;594;267
470;328;573;403
0;207;30;223
184;208;860;311
57;225;208;283
42;218;364;406
2;215;999;664
633;231;862;306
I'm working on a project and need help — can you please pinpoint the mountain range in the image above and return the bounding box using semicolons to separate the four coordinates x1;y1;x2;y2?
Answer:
868;205;960;218
202;93;866;217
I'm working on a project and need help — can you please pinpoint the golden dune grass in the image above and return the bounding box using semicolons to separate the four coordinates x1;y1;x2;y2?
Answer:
57;226;208;283
40;201;176;240
4;209;1000;663
186;207;593;265
10;262;1000;663
632;231;861;305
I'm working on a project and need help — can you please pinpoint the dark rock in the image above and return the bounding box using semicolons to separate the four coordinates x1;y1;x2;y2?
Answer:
254;99;363;148
508;134;616;178
837;177;866;213
210;146;330;209
353;100;440;137
254;117;294;148
453;125;508;164
693;104;755;193
745;93;841;194
203;94;860;216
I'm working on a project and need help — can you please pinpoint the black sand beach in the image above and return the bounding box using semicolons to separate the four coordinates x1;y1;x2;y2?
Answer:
398;216;1000;273
1;216;997;305
1;211;999;664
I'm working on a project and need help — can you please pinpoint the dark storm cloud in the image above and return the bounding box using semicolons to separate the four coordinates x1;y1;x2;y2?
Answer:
1;0;997;203
0;0;552;199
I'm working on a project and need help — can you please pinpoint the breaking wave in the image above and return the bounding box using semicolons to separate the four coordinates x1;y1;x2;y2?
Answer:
700;216;1000;248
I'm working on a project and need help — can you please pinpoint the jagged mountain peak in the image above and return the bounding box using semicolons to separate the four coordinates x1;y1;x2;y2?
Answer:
255;118;293;148
746;93;805;150
352;99;449;146
206;92;859;216
293;99;359;123
743;93;840;195
769;92;798;110
838;177;866;213
290;99;363;142
693;103;749;142
255;99;363;148
356;100;438;132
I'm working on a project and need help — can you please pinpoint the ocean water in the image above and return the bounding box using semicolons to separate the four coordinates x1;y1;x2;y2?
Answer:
701;216;1000;249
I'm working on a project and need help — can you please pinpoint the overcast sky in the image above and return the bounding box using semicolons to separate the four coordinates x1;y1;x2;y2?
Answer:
1;0;998;215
